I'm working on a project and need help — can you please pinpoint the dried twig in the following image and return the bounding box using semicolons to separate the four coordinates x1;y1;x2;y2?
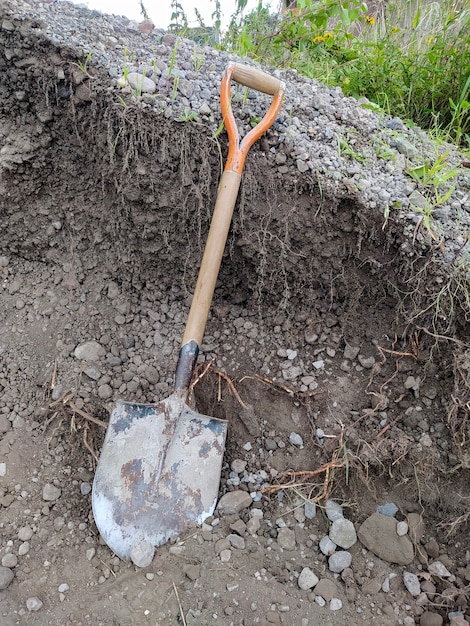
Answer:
172;582;187;626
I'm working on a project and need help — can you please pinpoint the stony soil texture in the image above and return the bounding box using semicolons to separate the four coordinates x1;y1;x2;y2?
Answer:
0;1;469;625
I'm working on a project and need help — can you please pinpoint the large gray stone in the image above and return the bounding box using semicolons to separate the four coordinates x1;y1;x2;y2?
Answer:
357;512;414;565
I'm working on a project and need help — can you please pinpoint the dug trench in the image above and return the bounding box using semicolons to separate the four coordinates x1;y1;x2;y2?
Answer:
1;15;470;626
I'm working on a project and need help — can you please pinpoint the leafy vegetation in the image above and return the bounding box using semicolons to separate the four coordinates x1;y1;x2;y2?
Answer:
168;0;469;149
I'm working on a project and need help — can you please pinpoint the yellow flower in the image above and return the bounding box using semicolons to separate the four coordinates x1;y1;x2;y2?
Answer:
324;32;334;40
391;26;399;32
365;15;375;25
313;35;325;43
428;36;434;44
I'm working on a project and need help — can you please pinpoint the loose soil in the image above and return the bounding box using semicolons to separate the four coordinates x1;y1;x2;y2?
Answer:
0;3;469;626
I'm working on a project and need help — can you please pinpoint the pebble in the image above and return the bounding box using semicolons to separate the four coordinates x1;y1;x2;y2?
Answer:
325;500;344;521
396;521;409;536
228;534;245;550
428;560;452;577
74;340;103;361
298;567;319;590
329;598;343;611
42;483;61;501
403;571;421;596
18;542;30;556
277;527;296;550
217;490;252;515
182;564;200;581
1;554;18;568
130;540;155;568
26;597;43;611
289;432;303;447
319;536;337;556
328;551;352;573
0;566;14;590
58;583;69;593
420;612;443;626
314;578;338;601
18;525;33;541
377;503;398;517
329;518;357;549
304;501;316;519
219;549;231;562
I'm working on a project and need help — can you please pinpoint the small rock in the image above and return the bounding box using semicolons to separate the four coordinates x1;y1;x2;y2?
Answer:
74;340;103;362
314;578;338;601
18;526;33;541
407;513;425;543
231;459;247;474
325;500;344;521
289;432;303;447
277;527;296;551
58;583;69;593
319;536;337;556
26;597;43;612
219;549;231;562
138;19;155;34
358;354;375;368
18;542;30;556
183;564;200;581
329;598;342;611
228;534;245;550
0;567;14;590
1;554;18;568
126;72;157;94
343;344;360;360
419;611;444;626
130;540;155;568
396;521;409;536
315;595;326;606
329;518;357;549
304;501;316;519
217;490;252;515
403;571;421;596
377;503;398;517
298;567;319;590
328;551;352;573
246;517;261;535
42;483;61;501
428;561;452;577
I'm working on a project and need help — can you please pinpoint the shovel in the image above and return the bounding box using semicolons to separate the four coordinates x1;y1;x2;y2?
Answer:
92;63;285;562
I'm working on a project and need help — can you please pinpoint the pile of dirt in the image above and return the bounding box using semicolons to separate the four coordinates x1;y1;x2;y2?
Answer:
0;1;469;625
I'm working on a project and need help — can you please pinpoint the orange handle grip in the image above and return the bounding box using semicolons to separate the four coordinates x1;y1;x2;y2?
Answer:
221;63;285;175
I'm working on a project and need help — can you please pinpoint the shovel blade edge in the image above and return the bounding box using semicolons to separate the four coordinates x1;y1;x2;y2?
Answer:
92;398;227;559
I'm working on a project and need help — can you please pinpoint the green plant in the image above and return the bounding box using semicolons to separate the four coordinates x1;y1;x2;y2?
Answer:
177;108;198;122
76;51;94;77
193;44;205;71
335;132;366;163
214;0;469;149
406;151;460;205
171;74;179;102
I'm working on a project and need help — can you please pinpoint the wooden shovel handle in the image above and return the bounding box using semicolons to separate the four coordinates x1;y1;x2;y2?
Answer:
174;64;285;391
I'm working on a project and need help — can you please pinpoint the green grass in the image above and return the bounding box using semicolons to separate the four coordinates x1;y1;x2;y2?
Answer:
179;0;469;150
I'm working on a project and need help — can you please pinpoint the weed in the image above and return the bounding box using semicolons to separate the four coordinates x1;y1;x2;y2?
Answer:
76;51;94;78
171;74;179;102
193;44;205;72
335;132;366;163
177;108;198;122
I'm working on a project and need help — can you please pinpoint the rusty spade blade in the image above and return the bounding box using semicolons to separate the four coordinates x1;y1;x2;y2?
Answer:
92;394;227;559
